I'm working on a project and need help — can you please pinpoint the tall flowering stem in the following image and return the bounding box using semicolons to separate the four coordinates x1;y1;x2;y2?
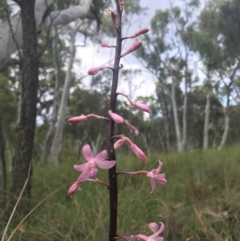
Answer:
67;1;166;240
107;2;122;241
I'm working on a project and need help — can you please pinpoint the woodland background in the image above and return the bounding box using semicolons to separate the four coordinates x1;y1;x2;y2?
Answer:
0;0;240;240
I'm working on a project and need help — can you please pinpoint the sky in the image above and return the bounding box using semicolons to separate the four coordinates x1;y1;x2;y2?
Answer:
73;0;172;100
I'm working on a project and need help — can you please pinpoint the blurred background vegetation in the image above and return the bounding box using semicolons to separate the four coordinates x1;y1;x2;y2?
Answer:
0;0;240;240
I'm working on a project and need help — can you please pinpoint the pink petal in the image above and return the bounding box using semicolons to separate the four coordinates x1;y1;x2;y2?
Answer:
130;143;147;161
114;139;126;149
150;223;165;238
155;161;163;174
89;167;98;176
68;115;88;123
95;160;116;169
149;222;159;233
77;168;91;182
108;110;124;123
133;102;151;113
148;177;156;193
82;144;94;161
151;238;164;241
135;234;148;241
74;162;89;172
154;174;167;184
93;150;107;163
67;181;81;195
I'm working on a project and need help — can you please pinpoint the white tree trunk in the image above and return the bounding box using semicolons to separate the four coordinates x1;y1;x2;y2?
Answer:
171;78;183;152
218;109;230;150
0;0;91;68
41;26;61;163
48;21;80;164
182;79;188;150
203;93;210;150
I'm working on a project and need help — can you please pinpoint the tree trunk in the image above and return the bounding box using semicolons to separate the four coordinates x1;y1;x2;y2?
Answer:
0;0;91;69
218;109;230;149
156;83;171;152
0;116;7;209
48;22;80;164
11;0;39;214
218;86;231;150
182;78;188;150
41;27;61;163
203;93;210;149
171;78;183;152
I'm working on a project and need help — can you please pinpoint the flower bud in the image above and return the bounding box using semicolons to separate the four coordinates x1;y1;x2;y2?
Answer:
108;110;124;124
129;41;142;52
67;181;81;195
134;28;149;37
133;102;151;113
130;143;147;161
68;115;88;123
114;139;126;149
88;67;103;75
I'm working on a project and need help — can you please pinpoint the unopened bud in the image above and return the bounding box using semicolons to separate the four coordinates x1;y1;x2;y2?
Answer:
88;67;103;75
135;28;149;37
121;41;142;57
114;139;126;149
129;41;142;52
108;110;124;123
133;102;151;113
67;181;81;195
130;143;147;161
101;42;115;48
68;115;88;123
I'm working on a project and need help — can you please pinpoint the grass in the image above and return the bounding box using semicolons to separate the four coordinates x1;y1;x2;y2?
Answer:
1;145;240;241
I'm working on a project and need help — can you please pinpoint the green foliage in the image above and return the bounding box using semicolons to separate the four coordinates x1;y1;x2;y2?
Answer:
1;146;240;240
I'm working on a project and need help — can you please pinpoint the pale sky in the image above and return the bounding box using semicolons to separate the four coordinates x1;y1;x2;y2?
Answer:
74;0;169;99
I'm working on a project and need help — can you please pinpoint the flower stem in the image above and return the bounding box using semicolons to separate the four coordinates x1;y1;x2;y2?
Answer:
107;2;122;241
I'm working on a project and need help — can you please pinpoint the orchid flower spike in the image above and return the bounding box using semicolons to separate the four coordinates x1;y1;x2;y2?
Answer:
147;161;167;193
74;144;116;182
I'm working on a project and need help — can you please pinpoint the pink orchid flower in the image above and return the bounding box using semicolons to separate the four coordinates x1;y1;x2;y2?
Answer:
117;222;164;241
74;144;116;182
147;161;167;193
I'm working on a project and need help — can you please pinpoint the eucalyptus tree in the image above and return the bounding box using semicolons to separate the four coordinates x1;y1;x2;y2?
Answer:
191;0;240;149
137;0;200;152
